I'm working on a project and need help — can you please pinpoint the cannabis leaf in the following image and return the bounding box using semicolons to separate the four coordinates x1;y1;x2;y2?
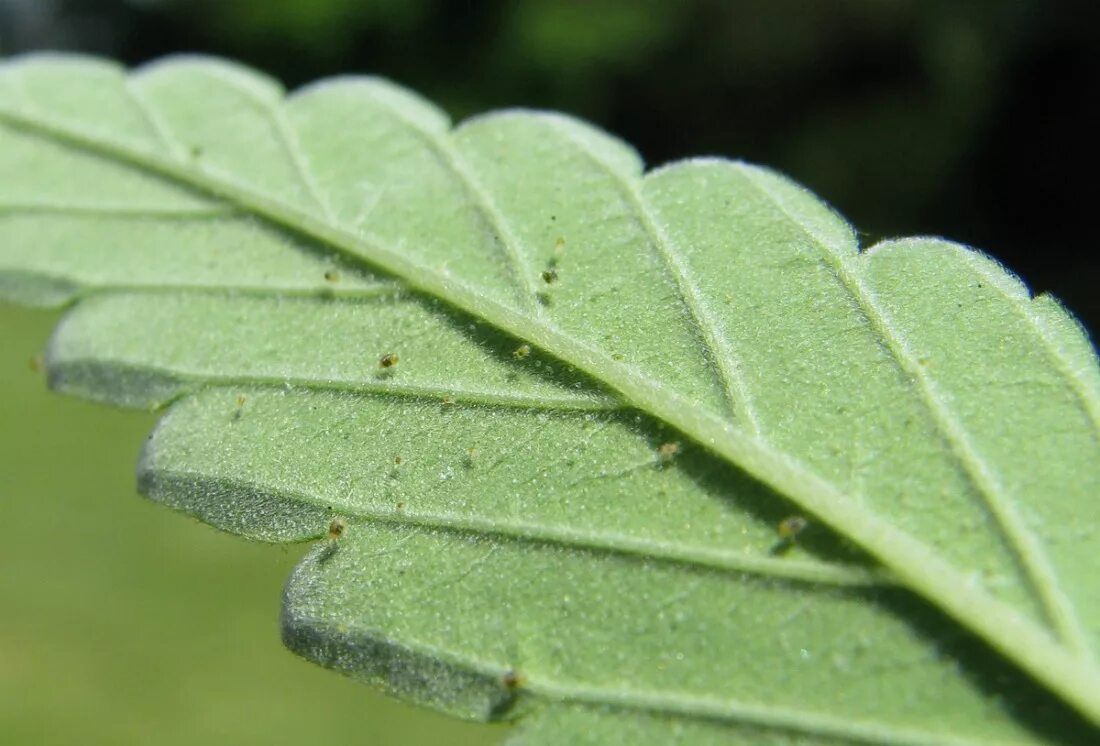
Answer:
1;54;1098;744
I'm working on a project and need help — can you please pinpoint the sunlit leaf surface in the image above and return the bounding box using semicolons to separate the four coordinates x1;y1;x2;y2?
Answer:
1;55;1098;743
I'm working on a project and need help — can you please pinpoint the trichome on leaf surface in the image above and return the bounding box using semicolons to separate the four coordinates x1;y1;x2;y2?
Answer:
0;54;1097;745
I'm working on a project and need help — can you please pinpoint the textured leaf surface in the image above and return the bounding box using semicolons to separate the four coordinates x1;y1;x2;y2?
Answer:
1;54;1098;743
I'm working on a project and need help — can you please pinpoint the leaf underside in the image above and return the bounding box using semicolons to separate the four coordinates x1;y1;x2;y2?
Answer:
0;54;1098;744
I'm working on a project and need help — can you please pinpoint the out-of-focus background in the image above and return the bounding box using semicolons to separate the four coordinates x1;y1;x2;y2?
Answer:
0;1;1096;744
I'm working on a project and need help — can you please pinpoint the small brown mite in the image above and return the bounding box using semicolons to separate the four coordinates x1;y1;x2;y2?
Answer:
657;441;681;463
396;501;405;511
777;516;808;541
323;270;340;282
441;396;455;407
327;517;347;541
379;353;399;368
502;669;526;689
513;344;531;359
541;268;558;284
394;455;403;466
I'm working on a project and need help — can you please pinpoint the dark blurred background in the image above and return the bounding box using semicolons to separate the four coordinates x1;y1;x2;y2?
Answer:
1;0;1096;334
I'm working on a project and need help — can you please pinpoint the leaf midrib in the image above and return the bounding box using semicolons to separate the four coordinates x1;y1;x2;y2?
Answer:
2;95;1098;723
736;168;1090;657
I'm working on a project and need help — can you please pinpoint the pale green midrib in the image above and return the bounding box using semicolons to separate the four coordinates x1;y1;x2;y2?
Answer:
0;201;232;217
735;168;1092;659
956;248;1100;445
3;104;1099;725
292;610;1024;746
53;357;617;412
542;117;762;434
365;91;542;315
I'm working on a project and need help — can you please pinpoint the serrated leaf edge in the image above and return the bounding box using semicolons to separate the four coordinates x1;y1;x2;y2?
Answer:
1;53;1097;724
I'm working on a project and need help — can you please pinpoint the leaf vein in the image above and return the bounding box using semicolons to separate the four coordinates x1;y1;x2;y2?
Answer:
958;249;1100;443
123;78;189;160
736;166;1090;656
160;469;886;587
191;66;337;222
53;362;618;412
4;92;1098;721
292;608;1015;746
362;91;543;314
0;201;232;218
545;118;763;433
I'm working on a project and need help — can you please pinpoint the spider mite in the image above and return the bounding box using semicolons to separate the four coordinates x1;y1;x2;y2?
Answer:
501;669;526;689
327;517;348;541
776;516;808;541
657;441;681;463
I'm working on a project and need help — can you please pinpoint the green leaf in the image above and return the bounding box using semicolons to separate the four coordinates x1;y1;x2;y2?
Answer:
1;53;1097;743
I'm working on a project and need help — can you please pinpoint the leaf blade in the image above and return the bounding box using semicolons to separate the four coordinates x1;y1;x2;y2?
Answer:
2;52;1099;733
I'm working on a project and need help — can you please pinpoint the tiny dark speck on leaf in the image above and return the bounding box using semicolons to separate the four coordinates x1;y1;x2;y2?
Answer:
379;352;399;368
502;669;526;689
541;268;559;284
324;270;340;282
